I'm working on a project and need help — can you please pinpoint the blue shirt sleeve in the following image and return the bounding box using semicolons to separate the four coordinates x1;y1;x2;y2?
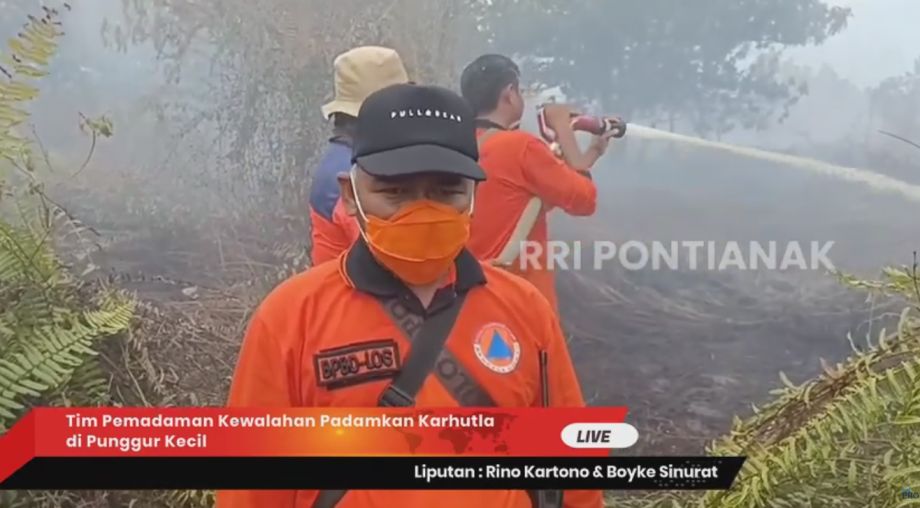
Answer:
309;141;353;221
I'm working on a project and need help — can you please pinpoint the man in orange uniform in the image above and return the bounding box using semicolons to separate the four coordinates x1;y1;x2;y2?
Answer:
460;54;616;313
217;84;602;508
309;46;409;265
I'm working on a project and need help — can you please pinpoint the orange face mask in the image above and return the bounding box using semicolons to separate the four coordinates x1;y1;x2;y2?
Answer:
351;174;473;286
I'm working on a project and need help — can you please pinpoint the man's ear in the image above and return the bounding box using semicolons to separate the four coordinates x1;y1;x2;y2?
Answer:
337;172;357;216
469;182;479;216
498;83;514;107
503;82;522;107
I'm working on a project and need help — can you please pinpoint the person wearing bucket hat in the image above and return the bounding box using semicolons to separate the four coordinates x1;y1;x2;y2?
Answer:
309;46;410;266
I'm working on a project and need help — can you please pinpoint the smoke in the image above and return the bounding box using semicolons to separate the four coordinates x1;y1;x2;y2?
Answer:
627;124;920;204
10;0;919;457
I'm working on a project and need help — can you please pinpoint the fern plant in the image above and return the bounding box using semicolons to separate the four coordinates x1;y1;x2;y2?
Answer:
612;263;920;508
0;3;134;432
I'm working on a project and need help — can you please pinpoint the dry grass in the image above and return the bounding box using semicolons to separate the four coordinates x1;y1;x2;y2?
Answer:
13;137;911;506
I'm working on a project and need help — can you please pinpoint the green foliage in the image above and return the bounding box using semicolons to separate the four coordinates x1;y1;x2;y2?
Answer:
105;0;467;221
167;489;216;508
479;0;851;137
0;3;134;432
112;0;855;152
0;10;56;177
614;263;920;507
0;221;134;427
870;56;920;143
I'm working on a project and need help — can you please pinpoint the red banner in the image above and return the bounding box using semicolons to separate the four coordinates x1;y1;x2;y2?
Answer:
0;407;631;483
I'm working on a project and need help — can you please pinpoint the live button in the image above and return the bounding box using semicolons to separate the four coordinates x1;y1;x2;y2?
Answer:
560;423;638;449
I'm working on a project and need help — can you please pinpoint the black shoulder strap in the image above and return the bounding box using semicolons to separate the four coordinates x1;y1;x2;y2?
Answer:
375;294;497;407
531;490;563;508
312;292;558;508
377;292;469;406
311;289;552;508
312;293;475;508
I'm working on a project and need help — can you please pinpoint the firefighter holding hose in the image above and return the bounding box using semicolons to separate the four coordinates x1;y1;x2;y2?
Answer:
460;54;622;314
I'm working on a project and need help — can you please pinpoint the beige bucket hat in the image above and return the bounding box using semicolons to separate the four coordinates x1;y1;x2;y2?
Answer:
321;46;410;119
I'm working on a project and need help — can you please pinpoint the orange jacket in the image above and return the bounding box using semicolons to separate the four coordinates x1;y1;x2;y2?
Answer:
467;128;597;312
309;139;361;266
216;240;602;508
310;200;360;266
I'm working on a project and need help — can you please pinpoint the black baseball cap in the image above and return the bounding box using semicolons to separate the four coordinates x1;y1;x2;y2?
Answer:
351;83;486;181
460;54;520;115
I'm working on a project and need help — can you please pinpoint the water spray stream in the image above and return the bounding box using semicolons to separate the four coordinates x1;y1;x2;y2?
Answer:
627;124;920;205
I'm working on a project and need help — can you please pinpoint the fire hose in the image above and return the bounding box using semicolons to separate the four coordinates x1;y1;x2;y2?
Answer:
491;105;628;267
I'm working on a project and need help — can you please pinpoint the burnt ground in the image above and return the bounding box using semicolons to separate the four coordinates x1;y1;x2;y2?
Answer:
53;146;920;462
552;148;919;455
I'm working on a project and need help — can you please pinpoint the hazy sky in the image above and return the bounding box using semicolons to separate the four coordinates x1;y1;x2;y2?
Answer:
787;0;919;88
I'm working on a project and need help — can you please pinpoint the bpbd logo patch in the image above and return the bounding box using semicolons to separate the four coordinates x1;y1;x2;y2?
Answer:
473;323;521;374
314;339;401;389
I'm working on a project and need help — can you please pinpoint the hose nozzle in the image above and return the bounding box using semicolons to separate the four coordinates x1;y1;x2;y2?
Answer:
536;104;628;146
571;115;627;138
